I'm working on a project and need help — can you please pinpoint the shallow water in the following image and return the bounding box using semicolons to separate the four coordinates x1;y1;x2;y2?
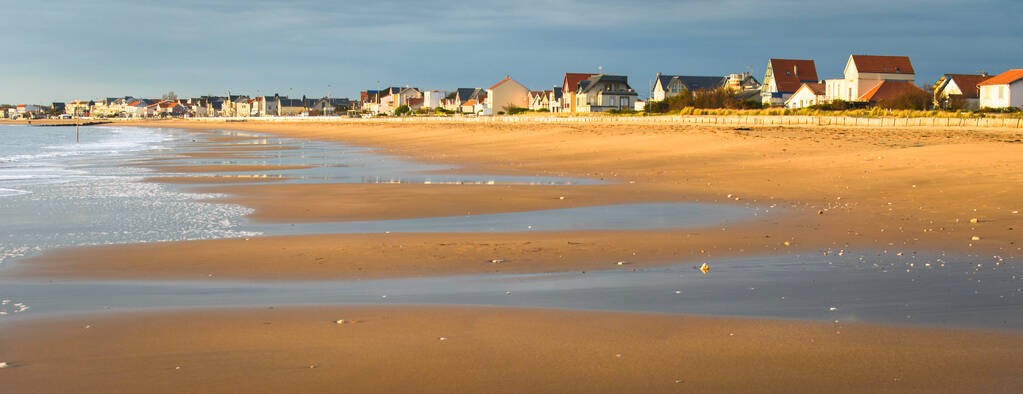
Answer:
0;125;752;266
1;251;1019;330
149;130;600;186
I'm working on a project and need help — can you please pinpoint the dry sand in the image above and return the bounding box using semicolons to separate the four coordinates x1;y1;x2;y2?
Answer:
2;306;1021;394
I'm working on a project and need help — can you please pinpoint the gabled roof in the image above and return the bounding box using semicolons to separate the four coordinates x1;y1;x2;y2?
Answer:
942;74;992;98
563;73;597;93
453;88;484;104
490;76;513;90
577;74;637;95
796;82;826;96
551;87;563;100
767;59;818;93
858;81;925;102
850;55;915;74
655;74;677;91
676;76;727;91
977;69;1023;86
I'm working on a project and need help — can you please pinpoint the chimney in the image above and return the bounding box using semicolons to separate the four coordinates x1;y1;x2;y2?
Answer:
793;65;798;77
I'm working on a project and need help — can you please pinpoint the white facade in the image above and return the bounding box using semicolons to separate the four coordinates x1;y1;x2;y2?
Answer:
786;84;825;109
423;90;445;108
825;55;914;102
980;80;1023;109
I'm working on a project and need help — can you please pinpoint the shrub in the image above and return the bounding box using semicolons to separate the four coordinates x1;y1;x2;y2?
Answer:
505;106;529;115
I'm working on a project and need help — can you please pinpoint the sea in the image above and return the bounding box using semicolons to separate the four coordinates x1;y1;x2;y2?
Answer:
0;124;257;266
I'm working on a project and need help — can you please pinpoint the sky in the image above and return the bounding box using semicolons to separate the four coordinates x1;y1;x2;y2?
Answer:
1;0;1020;104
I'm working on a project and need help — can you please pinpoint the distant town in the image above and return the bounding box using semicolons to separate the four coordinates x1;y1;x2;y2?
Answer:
3;54;1021;120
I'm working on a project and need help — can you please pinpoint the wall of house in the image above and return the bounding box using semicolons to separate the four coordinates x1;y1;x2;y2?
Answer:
786;88;821;109
488;80;529;114
982;81;1023;108
423;91;444;108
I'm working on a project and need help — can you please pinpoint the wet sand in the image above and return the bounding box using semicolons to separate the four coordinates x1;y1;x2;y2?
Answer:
5;119;1023;392
11;119;1021;280
2;306;1021;394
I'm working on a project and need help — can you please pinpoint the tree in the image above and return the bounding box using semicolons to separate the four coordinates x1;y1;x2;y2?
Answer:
394;105;412;116
162;91;178;101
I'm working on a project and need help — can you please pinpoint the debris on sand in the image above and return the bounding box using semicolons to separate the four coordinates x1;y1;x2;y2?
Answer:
971;236;982;241
0;361;9;369
489;259;506;264
699;263;710;274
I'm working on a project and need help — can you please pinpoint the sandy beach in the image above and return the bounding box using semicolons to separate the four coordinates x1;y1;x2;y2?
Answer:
10;119;1022;280
3;306;1022;394
4;119;1023;392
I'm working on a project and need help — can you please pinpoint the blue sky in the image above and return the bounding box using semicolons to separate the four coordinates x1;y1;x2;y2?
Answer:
1;0;1020;104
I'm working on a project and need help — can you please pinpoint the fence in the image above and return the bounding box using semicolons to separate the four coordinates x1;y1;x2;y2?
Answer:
190;114;1023;129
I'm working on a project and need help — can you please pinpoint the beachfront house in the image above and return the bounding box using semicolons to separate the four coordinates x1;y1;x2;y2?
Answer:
650;74;729;102
251;95;282;117
485;76;530;115
785;82;827;109
573;74;639;113
978;69;1023;110
278;98;306;116
825;55;915;102
561;73;597;113
124;99;152;118
442;88;485;113
66;100;91;117
378;88;420;114
933;74;991;110
761;59;818;106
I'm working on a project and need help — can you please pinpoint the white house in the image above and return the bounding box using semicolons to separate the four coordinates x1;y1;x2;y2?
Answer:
486;76;530;115
785;82;826;109
547;87;563;112
761;59;818;106
932;74;991;110
574;74;639;112
528;90;549;111
825;55;915;102
978;69;1023;109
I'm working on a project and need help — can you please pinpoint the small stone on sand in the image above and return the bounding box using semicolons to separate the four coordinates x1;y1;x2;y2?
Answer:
699;262;710;274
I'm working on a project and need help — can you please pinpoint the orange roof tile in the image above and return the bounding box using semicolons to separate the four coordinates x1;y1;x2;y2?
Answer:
799;82;826;95
768;59;818;93
851;55;915;74
563;73;597;93
978;69;1023;86
489;76;512;90
946;74;992;98
858;80;926;102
